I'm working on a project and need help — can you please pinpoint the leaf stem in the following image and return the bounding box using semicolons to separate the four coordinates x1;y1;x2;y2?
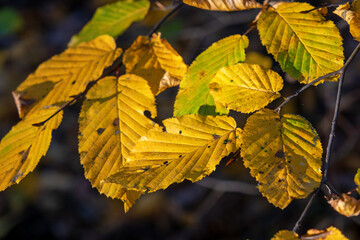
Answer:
147;2;184;37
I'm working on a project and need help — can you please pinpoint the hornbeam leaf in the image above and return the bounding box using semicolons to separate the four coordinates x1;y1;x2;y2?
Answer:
78;75;157;212
183;0;262;11
327;193;360;217
105;115;242;192
209;63;283;113
69;0;150;46
334;1;360;42
241;109;322;209
0;108;62;191
123;33;187;95
174;35;249;116
257;2;344;84
272;227;349;240
13;35;122;119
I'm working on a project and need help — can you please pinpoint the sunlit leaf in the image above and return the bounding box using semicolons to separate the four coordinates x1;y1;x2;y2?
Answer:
241;109;322;209
183;0;262;11
257;2;344;84
355;169;360;194
209;63;283;113
13;35;122;119
327;193;360;217
78;75;157;212
123;33;187;95
69;0;150;46
105;115;242;192
174;35;249;116
334;1;360;42
0;108;62;191
272;227;349;240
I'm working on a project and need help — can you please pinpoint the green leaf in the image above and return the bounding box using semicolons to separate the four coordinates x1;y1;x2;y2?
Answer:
257;2;344;84
69;0;150;46
174;35;249;116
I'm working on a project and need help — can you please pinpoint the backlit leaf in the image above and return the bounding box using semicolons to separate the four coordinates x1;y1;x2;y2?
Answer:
209;63;283;113
69;0;150;46
241;109;322;209
0;108;62;191
13;35;122;119
105;115;242;192
272;227;349;240
78;75;157;212
257;2;344;84
327;193;360;217
272;230;298;240
183;0;262;11
355;169;360;194
123;33;187;95
174;35;249;116
334;1;360;42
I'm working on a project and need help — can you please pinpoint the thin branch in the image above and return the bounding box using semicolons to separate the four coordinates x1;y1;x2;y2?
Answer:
196;177;260;196
147;2;184;37
292;189;320;234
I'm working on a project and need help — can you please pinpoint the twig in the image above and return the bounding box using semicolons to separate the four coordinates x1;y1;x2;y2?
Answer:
292;189;320;234
196;177;260;196
147;2;184;37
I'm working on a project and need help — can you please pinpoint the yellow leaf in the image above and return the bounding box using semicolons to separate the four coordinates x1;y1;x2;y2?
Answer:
0;107;62;191
174;35;249;116
209;63;283;113
183;0;262;11
304;226;349;240
327;193;360;217
334;2;360;42
13;35;122;118
244;51;273;69
241;109;322;209
272;227;349;240
123;33;187;95
355;169;360;194
272;230;299;240
257;2;344;84
78;74;157;212
105;115;242;192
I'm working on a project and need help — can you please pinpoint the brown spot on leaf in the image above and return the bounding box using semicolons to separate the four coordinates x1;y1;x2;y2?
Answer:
275;150;284;159
113;118;119;126
199;70;206;78
223;139;232;144
212;134;220;140
97;128;105;135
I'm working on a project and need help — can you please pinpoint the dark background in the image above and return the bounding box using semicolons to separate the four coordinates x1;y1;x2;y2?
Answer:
0;0;359;239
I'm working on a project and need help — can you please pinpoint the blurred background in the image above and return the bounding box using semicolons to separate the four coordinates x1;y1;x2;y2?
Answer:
0;0;359;239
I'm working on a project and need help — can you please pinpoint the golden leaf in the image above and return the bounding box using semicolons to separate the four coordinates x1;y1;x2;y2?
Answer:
209;63;283;113
123;33;187;95
272;227;349;240
105;115;242;192
257;2;344;84
183;0;262;11
13;35;122;118
78;75;157;212
334;1;360;42
272;230;299;240
327;193;360;217
0;108;62;191
241;109;322;209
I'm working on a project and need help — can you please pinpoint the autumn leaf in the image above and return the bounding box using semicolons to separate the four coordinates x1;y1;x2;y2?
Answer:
327;193;360;217
183;0;262;11
257;2;344;84
355;169;360;194
241;109;322;209
334;1;360;42
0;108;62;191
174;34;249;116
105;115;242;192
272;227;349;240
13;35;122;119
78;75;157;212
209;63;283;113
123;33;187;95
69;0;150;46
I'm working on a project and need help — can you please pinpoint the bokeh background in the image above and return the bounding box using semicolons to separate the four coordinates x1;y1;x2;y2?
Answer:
0;0;359;239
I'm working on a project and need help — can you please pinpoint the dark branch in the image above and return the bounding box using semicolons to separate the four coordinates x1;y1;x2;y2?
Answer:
147;2;184;37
